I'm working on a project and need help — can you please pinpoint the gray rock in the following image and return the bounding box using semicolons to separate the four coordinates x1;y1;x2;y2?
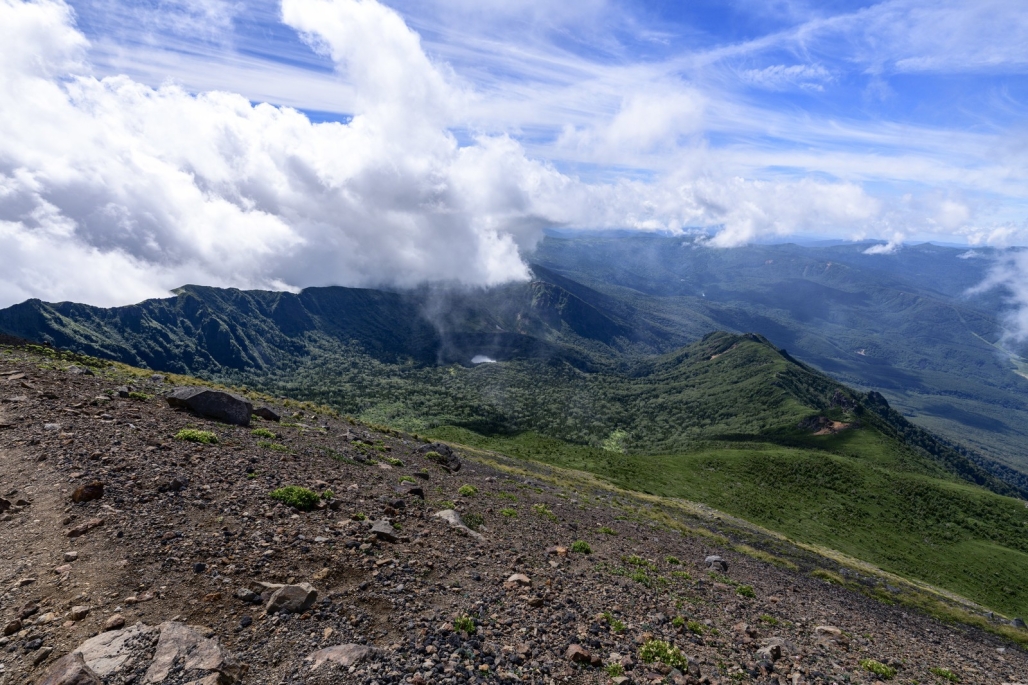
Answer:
1012;617;1026;628
73;623;157;678
416;442;461;472
370;519;398;543
306;644;374;670
254;406;281;422
144;621;243;684
704;555;728;573
166;387;253;426
38;652;102;685
265;583;318;614
434;509;485;541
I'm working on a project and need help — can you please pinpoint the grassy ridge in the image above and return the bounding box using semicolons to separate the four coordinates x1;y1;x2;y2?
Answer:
427;425;1028;616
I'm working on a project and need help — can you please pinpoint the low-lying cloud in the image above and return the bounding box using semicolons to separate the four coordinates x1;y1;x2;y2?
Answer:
0;0;1011;309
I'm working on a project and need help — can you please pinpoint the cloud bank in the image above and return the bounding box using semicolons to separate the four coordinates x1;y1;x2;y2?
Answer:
0;0;1021;310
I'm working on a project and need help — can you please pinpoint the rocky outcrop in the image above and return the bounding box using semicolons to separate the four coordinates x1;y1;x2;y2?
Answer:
166;387;252;426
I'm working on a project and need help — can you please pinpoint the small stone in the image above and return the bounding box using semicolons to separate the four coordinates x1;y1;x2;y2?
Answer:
254;406;280;422
704;555;728;572
193;562;207;573
103;614;126;631
370;519;398;543
504;573;531;589
2;620;20;636
64;551;79;562
54;564;73;574
44;423;62;431
566;644;591;663
239;616;252;629
32;645;54;666
70;479;103;501
68;606;90;621
66;518;104;538
265;582;318;614
306;644;374;670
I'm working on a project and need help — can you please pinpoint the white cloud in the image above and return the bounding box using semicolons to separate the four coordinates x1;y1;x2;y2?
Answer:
3;0;1026;311
738;63;832;91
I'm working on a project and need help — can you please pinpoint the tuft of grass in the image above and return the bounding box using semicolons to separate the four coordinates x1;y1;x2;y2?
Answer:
929;667;960;682
671;616;685;628
665;555;681;565
623;554;656;570
686;620;705;635
500;508;517;518
671;571;692;580
639;639;687;670
321;489;334;500
269;486;320;511
399;476;416;484
252;427;276;439
605;662;624;677
759;614;778;626
257;441;290;452
352;513;367;521
453;615;476;634
602;612;626;633
737;585;756;598
597;526;617;535
463;512;485;531
859;659;896;680
532;503;558;521
385;457;404;467
570;540;592;554
175;429;218;444
127;391;152;401
439;500;456;509
458;484;478;497
812;568;846;585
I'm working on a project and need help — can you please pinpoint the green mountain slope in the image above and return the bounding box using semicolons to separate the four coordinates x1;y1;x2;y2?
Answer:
530;236;1028;474
5;272;1028;615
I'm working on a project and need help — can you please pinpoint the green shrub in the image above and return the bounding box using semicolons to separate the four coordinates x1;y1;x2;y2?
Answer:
175;429;218;444
570;540;592;554
532;503;557;521
399;476;416;484
463;512;485;531
860;659;896;680
671;616;685;628
639;639;687;670
385;457;404;467
623;555;656;569
321;489;334;500
605;663;624;677
269;486;320;511
500;508;517;517
252;427;276;439
458;484;478;497
759;614;778;626
352;513;367;521
127;391;152;401
665;555;681;565
453;615;475;634
929;667;959;682
440;500;456;509
597;526;617;535
602;612;626;633
671;571;692;580
686;620;705;635
737;585;756;598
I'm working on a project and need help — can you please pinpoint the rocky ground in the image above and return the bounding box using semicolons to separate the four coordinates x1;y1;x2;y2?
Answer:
1;346;1027;685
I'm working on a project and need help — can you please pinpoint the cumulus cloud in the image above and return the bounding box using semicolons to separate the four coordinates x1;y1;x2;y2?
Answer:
0;0;993;310
971;249;1028;346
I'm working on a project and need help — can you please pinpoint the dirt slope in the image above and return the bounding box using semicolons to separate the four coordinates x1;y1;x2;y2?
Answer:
0;349;1026;685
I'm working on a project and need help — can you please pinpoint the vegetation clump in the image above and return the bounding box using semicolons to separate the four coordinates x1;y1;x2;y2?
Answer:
737;585;756;598
929;667;959;682
458;484;478;497
175;429;217;444
859;659;896;680
252;427;276;439
570;540;592;554
463;512;485;531
269;486;320;511
453;615;475;634
500;508;517;518
639;639;687;670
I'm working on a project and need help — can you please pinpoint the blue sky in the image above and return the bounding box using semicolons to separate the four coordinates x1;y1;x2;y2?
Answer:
1;0;1027;308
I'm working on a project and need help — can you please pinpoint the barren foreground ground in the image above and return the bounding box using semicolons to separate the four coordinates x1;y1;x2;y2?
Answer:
0;348;1026;684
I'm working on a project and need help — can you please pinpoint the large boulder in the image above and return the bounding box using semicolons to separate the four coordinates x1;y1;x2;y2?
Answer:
38;652;101;685
39;621;244;684
166;387;253;426
417;442;461;472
